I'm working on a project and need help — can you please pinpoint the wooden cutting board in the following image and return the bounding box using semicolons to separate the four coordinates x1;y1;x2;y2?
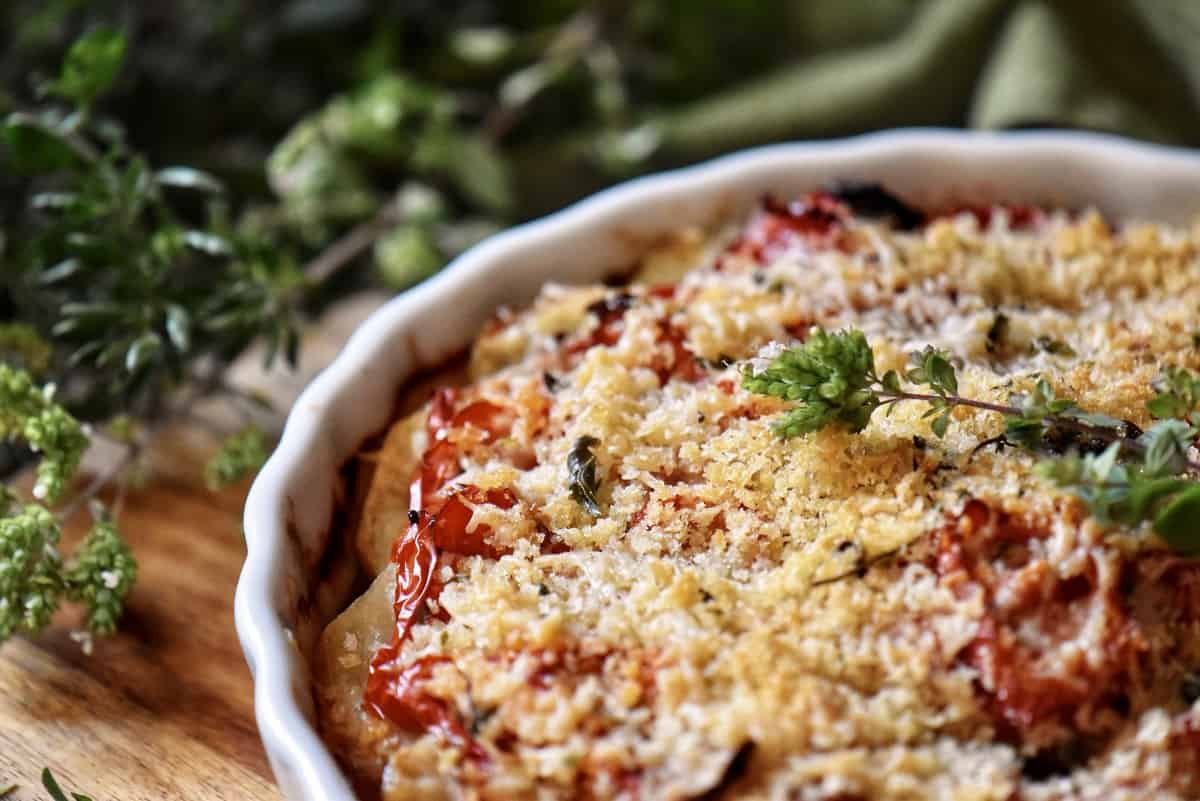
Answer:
0;293;393;800
0;428;280;800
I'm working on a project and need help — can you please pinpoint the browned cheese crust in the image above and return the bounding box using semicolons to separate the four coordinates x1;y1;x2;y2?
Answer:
317;195;1200;801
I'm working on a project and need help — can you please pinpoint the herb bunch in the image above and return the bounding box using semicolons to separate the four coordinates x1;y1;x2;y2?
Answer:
744;328;1200;548
0;28;298;643
3;28;303;421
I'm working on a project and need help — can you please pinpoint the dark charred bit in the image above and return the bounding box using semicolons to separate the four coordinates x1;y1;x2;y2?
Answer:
693;741;755;801
407;509;420;525
912;435;928;451
1042;423;1126;457
470;706;497;737
543;371;561;392
537;520;572;555
695;353;737;371
986;312;1010;355
1021;739;1093;781
969;434;1016;459
1121;419;1144;440
1182;673;1200;705
586;292;635;318
827;181;925;231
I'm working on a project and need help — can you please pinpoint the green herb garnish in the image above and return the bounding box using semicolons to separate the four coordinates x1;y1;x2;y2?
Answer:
1145;367;1200;424
2;27;291;644
42;767;94;801
567;435;603;517
1033;335;1077;357
744;327;1200;547
204;427;270;490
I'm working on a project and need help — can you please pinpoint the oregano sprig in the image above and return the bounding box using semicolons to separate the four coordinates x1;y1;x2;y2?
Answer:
743;328;1200;547
0;372;136;642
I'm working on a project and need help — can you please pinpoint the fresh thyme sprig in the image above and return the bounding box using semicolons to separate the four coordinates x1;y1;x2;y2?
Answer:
743;328;1200;547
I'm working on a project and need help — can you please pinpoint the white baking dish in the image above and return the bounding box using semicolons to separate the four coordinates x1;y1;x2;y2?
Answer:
234;129;1200;801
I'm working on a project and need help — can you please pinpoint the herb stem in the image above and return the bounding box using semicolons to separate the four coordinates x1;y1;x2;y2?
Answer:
56;440;138;525
878;388;1200;477
302;199;404;287
877;390;1015;416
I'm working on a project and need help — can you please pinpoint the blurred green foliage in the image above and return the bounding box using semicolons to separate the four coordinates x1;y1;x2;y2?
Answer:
6;0;1196;301
0;0;927;294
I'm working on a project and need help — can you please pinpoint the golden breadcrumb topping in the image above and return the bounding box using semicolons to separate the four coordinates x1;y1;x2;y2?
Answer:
317;192;1200;801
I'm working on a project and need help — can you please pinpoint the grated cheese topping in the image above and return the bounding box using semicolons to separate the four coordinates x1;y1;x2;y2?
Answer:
316;191;1200;801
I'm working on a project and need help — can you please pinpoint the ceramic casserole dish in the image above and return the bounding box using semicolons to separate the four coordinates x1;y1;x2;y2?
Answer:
235;129;1200;801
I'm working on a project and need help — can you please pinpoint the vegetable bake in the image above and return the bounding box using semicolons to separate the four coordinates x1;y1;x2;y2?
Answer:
316;186;1200;801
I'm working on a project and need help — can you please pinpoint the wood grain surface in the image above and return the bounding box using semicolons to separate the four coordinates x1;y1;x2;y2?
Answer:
0;294;394;800
0;431;280;801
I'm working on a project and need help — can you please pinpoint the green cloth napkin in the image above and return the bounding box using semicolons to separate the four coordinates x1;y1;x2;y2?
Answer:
509;0;1200;215
656;0;1200;158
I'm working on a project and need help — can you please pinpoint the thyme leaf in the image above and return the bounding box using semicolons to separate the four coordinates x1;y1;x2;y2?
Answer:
567;435;603;517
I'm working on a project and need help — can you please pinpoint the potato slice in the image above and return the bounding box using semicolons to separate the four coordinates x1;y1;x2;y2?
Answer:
315;564;400;786
356;411;426;576
630;227;707;285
